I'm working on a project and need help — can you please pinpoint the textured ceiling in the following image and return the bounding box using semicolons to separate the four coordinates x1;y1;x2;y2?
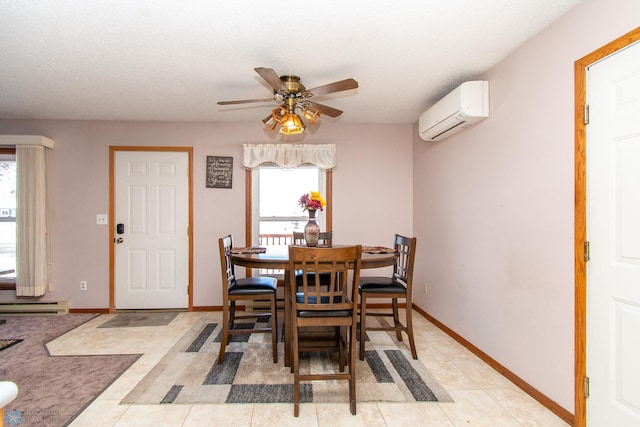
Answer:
0;0;582;125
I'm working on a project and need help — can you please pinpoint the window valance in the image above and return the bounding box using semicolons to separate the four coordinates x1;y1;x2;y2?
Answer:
242;144;336;170
0;135;54;148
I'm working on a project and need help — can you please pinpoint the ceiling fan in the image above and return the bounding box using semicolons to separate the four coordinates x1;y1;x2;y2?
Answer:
217;67;358;135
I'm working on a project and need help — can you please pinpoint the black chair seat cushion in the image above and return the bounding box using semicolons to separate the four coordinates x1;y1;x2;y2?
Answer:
358;277;407;294
294;271;332;286
295;293;349;317
229;277;277;295
295;293;343;304
297;309;351;317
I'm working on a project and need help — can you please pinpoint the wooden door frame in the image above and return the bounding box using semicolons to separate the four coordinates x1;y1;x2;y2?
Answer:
574;27;640;427
109;146;194;313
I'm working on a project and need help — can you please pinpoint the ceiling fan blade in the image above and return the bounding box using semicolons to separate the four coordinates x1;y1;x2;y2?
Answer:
217;98;275;105
254;67;287;92
308;78;358;97
308;101;343;118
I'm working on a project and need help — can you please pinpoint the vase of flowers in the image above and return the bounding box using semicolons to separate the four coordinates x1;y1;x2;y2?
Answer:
304;210;320;247
299;191;326;247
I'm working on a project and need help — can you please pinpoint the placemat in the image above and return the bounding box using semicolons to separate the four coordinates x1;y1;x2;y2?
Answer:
362;246;396;254
229;247;267;254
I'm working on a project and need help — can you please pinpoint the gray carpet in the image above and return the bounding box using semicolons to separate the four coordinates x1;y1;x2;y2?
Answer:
123;317;452;405
0;314;140;426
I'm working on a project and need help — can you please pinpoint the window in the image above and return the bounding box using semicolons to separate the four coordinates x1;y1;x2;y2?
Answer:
0;136;51;296
0;148;16;289
242;142;335;250
253;166;326;246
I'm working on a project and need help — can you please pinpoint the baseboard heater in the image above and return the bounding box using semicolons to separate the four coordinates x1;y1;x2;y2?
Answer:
0;300;69;315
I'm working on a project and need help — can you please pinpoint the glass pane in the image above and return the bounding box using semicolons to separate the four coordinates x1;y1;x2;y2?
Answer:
259;167;319;217
0;159;16;279
259;220;305;235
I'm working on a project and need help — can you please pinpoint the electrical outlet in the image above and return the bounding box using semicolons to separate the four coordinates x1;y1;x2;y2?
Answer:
424;282;428;294
80;281;87;291
96;214;108;225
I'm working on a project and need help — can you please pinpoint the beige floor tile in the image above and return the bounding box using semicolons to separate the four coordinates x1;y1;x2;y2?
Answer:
182;404;254;427
486;388;571;427
450;358;520;391
377;402;455;426
98;353;167;400
251;403;319;427
428;336;478;360
315;402;387;427
419;356;480;392
113;404;192;427
54;312;572;427
415;339;460;364
68;399;128;427
49;312;202;356
439;390;522;426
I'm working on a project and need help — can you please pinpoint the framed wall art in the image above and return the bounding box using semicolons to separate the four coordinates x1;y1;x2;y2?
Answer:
206;156;233;188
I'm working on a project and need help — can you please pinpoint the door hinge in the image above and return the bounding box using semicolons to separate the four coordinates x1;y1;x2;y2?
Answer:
584;376;590;398
584;241;590;262
583;104;590;125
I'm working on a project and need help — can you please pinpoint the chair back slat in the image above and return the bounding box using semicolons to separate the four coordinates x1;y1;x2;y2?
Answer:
218;234;236;288
393;234;416;287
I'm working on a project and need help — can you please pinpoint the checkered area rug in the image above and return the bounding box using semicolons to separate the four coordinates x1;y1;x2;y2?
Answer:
123;317;452;405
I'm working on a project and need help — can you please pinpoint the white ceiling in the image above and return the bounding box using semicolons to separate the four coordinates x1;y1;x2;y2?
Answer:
0;0;582;125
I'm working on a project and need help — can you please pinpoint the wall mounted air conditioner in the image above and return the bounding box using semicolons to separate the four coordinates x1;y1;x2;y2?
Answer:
419;80;489;142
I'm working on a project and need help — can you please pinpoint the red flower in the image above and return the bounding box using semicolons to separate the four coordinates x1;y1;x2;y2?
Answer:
298;192;326;212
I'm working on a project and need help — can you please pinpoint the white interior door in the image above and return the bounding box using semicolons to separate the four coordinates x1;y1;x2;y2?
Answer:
114;150;189;309
587;40;640;426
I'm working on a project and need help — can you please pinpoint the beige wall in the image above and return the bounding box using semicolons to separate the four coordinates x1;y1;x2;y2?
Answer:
412;0;639;414
0;120;413;308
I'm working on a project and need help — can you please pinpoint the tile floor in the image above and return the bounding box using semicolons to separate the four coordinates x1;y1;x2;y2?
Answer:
46;311;571;427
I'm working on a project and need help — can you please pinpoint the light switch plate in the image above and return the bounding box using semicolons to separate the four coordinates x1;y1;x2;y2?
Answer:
96;214;108;225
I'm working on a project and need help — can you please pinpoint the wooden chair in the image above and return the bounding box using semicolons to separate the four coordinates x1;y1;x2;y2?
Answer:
287;245;362;416
217;235;278;365
292;231;332;246
292;231;333;289
358;234;418;360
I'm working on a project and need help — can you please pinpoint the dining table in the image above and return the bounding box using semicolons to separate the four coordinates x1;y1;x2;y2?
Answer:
228;244;398;367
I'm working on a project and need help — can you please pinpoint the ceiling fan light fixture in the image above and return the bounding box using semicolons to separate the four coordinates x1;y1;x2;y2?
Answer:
263;106;288;131
219;68;355;135
279;113;306;135
262;114;278;130
272;106;286;123
302;107;321;124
